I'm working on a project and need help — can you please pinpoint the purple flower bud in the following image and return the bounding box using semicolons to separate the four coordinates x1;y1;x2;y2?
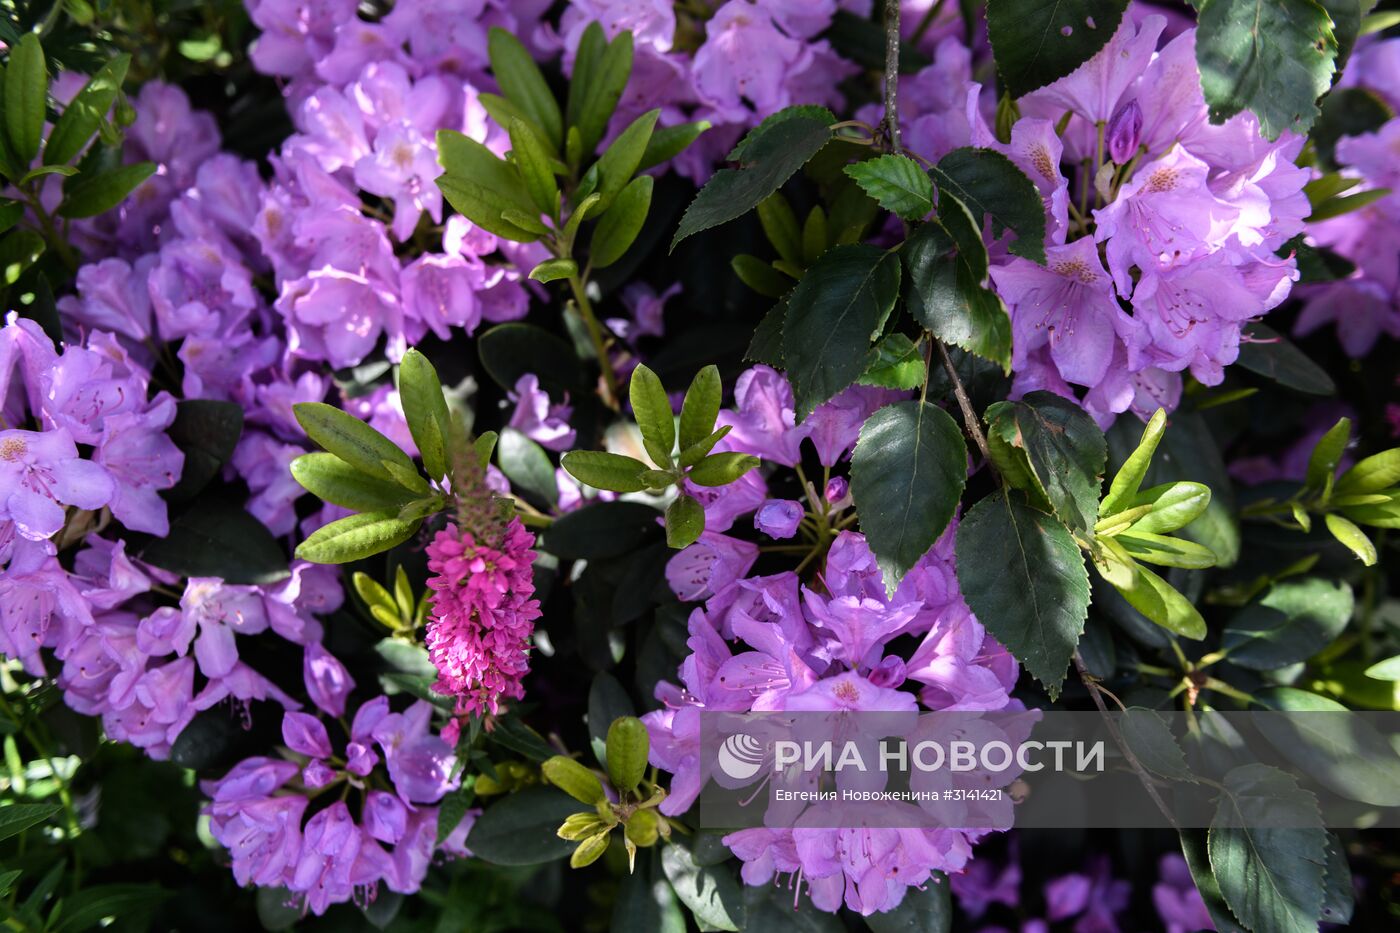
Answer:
868;656;907;689
303;642;354;717
1107;100;1143;164
824;476;851;509
303;758;337;788
364;790;408;844
754;499;804;539
282;710;333;759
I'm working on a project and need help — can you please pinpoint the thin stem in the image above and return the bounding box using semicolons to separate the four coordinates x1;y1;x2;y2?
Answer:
565;274;621;409
1073;653;1181;830
881;0;902;154
935;342;991;463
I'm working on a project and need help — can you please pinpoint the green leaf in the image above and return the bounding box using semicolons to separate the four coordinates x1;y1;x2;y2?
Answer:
488;27;562;148
541;755;606;805
858;333;926;390
529;258;577;283
57;162;157;218
687;452;760;488
1307;418;1352;495
665;494;706;549
782;244;900;417
1335;448;1400;495
5;34;47;165
661;844;745;932
291;453;416;512
561;450;651;493
1254;687;1400;807
1324;512;1376;565
746;298;787;367
1101;409;1166;516
45;53;130;166
1126;481;1211;534
679;364;722;453
498;428;559;506
435;785;475;846
1307;186;1392;221
851;401;967;594
541;501;662;561
1179;830;1251;933
757;192;803;265
478;321;586;398
437;174;542;242
294;401;421;487
956;492;1090;695
570;28;633;157
165;399;244;503
591;174;653;268
0;200;24;235
436;129;535;211
638;119;710;172
1321;831;1354;925
1209;764;1327;933
1095;544;1206;638
17;163;76;184
1122;707;1195;783
397;349;453;482
863;876;951;932
1235;322;1335;395
508;117;560;216
613;850;686;933
140;504;289;584
0;803;60;842
929;147;1047;264
51;884;170;933
1223;578;1352;670
671;106;836;249
467;786;580;865
1364;654;1400;681
731;254;793;298
296;510;422;563
843;154;934;220
629;363;676;467
1116;530;1218;569
605;716;649;793
987;0;1132;97
595;108;659;213
679;426;731;470
984;391;1106;536
1195;0;1338;139
902;223;1013;373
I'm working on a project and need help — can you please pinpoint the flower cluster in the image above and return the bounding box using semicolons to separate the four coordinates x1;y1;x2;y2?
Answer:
425;517;542;721
1296;37;1400;357
203;698;473;913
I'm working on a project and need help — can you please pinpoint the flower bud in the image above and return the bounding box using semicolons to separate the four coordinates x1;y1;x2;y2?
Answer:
754;499;803;539
1107;100;1143;164
542;755;607;805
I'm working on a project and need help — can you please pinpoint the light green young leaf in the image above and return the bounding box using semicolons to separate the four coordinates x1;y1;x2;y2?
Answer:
1305;417;1351;492
679;426;730;470
857;333;926;390
590;174;652;268
294;402;421;486
679;364;722;452
1116;530;1218;569
1100;408;1167;516
843;154;934;220
397;349;453;483
296;511;423;564
1335;448;1400;495
290;453;417;512
529;258;578;283
730;254;793;298
561;450;651;493
594;108;659;213
353;571;399;619
756;192;803;266
1097;542;1206;639
1126;482;1211;534
629;363;675;467
1324;512;1377;565
488;27;562;148
605;716;649;793
665;495;705;549
688;452;760;487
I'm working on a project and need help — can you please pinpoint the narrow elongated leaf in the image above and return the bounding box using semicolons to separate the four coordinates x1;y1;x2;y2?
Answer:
57;162;158;218
488;27;562;147
679;365;722;453
1101;409;1166;515
852;401;967;593
1235;322;1335;395
595;108;659;212
294;402;421;486
1209;764;1327;933
572;29;633;157
561;450;651;493
296;510;422;564
591;174;652;268
638;119;710;172
629;363;675;466
1196;0;1338;139
1325;512;1376;564
0;803;60;842
930;147;1047;264
1095;544;1207;639
955;492;1091;695
987;0;1132;97
671;107;836;249
397;349;453;482
844;154;934;220
291;453;417;512
437;175;542;242
46;54;131;166
508;118;559;216
1127;481;1211;534
1336;449;1400;495
782;244;900;417
984;391;1106;536
5;34;47;164
52;884;170;933
1117;530;1218;568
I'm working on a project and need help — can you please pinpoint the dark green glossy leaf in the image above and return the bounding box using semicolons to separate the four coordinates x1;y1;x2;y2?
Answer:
466;786;580;865
541;501;662;561
488;27;562;147
140;504;289;584
498;428;559;506
930;147;1046;264
57;162;158;218
987;0;1131;97
1223;578;1352;669
478;322;586;398
164;399;244;502
984;391;1106;536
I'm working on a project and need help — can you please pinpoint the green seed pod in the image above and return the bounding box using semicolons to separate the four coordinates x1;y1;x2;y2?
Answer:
570;830;611;868
558;812;606;841
623;808;660;847
605;716;649;794
542;755;607;805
